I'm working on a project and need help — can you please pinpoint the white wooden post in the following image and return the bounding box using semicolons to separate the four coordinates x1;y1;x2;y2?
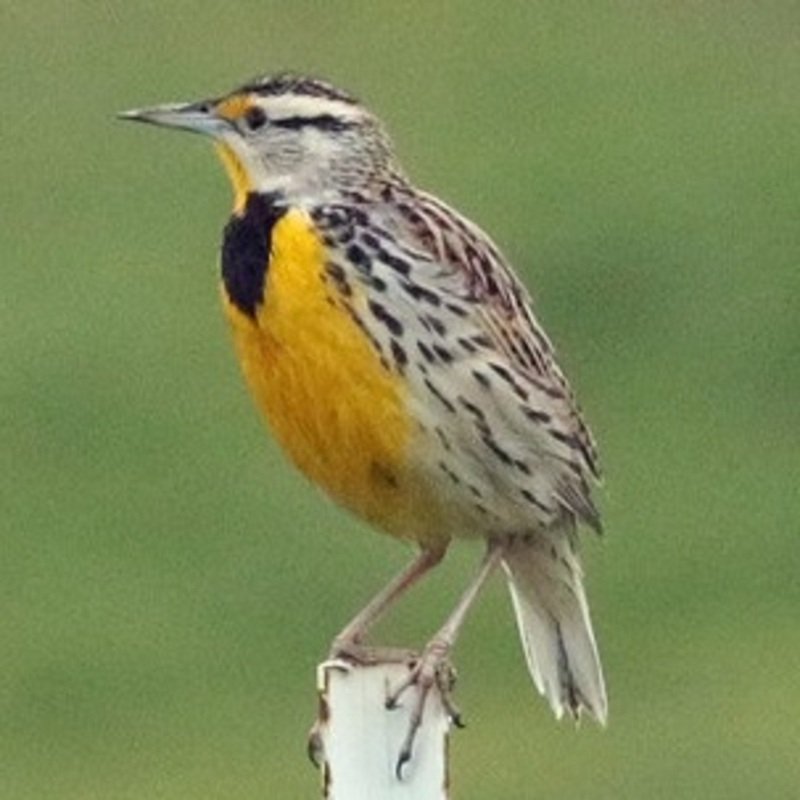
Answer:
311;659;451;799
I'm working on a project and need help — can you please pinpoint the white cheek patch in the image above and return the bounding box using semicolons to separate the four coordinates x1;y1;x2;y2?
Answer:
303;128;339;157
218;129;272;187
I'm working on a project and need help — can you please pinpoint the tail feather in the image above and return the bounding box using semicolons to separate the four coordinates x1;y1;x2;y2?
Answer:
502;533;607;724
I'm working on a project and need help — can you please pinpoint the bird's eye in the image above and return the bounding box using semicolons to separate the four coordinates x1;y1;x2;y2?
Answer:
243;106;267;131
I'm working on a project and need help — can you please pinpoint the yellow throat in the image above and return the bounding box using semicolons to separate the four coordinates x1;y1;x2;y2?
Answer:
215;146;439;541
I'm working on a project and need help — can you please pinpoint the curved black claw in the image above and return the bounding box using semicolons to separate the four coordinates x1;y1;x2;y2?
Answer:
436;661;465;728
396;745;413;780
386;643;462;778
448;708;466;729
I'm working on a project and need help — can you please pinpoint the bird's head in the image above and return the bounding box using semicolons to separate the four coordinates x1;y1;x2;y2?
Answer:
120;74;399;208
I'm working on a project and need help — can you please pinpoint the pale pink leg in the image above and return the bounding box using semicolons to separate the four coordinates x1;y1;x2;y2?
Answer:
386;541;504;776
331;546;447;660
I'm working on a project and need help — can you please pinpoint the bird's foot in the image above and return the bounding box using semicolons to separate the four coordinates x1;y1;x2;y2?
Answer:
308;642;424;771
385;638;463;778
329;637;418;667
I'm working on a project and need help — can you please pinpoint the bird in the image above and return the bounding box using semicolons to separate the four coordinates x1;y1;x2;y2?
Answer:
120;72;607;774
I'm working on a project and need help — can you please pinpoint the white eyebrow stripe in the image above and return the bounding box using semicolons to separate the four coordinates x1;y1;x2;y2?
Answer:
259;94;365;124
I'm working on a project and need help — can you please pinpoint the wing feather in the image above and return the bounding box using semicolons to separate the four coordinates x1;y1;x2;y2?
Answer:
388;187;601;485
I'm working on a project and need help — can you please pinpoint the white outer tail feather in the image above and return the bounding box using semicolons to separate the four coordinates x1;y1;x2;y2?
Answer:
502;534;607;725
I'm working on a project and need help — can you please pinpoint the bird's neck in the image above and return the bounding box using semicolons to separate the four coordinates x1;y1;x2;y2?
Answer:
214;143;253;214
215;141;409;212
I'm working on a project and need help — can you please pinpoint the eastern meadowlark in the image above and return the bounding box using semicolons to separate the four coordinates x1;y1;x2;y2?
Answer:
121;73;607;771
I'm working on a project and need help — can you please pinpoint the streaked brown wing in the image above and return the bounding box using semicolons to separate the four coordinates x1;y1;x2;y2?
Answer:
388;186;601;484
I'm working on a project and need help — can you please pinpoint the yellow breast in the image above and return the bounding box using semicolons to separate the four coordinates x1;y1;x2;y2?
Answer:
221;207;438;542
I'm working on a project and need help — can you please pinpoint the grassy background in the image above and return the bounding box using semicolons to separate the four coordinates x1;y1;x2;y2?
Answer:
2;1;799;797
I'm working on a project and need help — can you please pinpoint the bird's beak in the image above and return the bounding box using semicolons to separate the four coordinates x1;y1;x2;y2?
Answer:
117;100;229;137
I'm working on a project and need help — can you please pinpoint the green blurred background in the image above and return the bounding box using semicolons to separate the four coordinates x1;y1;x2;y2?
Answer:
2;1;798;798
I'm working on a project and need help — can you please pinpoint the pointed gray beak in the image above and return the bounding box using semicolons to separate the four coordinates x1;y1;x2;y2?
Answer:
117;100;230;137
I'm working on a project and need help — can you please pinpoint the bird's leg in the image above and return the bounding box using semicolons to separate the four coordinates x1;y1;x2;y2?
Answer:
309;547;448;768
330;546;447;664
386;541;504;777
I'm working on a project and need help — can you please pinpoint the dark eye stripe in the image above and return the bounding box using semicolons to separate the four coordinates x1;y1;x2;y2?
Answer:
271;114;353;133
